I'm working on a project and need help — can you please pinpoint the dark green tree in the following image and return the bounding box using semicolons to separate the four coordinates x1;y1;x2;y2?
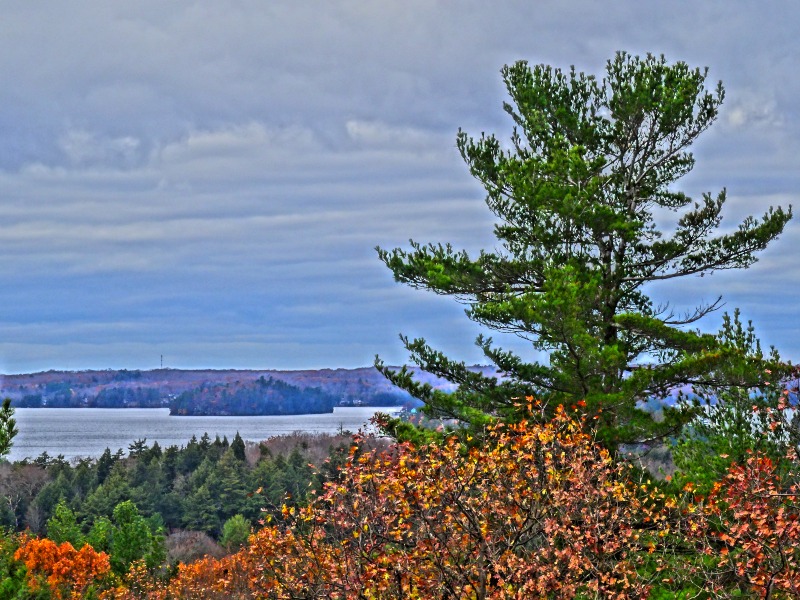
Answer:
377;52;791;447
179;435;204;473
0;398;18;458
80;467;132;521
182;484;220;535
230;432;246;462
95;448;116;485
31;471;73;522
128;438;148;458
71;458;95;501
215;451;248;520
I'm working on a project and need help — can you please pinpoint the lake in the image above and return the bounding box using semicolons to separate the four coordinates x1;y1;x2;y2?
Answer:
7;407;401;462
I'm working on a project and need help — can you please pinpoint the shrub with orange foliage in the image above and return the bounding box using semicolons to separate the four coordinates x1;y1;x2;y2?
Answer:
164;553;252;600
14;536;111;599
62;405;800;598
155;406;675;598
693;453;800;598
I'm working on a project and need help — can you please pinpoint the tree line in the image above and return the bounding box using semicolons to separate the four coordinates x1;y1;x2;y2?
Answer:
0;429;358;568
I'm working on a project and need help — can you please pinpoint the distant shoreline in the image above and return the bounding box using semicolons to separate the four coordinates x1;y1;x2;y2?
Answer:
8;406;401;462
0;366;451;414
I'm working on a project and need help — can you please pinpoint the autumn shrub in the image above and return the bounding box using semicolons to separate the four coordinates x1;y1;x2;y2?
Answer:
13;535;111;599
691;453;800;598
157;405;680;598
15;405;800;598
159;553;252;600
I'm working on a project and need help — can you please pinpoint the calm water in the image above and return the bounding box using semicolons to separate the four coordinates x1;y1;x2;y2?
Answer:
8;407;400;462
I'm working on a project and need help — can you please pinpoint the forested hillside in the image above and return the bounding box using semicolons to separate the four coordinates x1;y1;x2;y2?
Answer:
1;367;427;413
168;376;337;415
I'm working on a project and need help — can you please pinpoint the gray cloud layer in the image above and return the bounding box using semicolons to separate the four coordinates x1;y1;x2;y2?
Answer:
0;1;798;372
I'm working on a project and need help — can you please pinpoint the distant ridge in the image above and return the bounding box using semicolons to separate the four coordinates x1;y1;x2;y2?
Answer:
0;366;494;414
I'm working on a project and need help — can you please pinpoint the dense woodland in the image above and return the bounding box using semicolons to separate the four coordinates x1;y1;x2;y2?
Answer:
2;53;800;597
0;430;361;576
168;376;337;416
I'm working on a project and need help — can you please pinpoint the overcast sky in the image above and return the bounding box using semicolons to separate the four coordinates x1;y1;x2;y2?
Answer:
0;1;797;374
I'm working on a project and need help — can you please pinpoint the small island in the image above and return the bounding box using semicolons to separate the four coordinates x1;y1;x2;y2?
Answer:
168;376;336;416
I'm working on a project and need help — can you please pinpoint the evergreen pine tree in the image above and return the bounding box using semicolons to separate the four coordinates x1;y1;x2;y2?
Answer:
377;52;792;447
0;399;17;458
231;432;246;462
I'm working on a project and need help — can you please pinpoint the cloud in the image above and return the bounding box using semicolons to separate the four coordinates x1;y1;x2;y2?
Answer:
345;120;442;150
158;123;318;162
58;130;142;168
0;1;798;372
725;98;783;130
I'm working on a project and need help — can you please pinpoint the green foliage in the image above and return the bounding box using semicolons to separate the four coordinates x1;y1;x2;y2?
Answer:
377;52;791;448
81;467;133;520
4;430;348;569
230;432;246;462
127;438;148;457
182;485;221;536
0;530;34;599
86;500;166;576
0;398;18;458
672;310;797;490
220;514;250;552
95;448;117;485
32;472;75;524
45;499;84;548
87;516;113;553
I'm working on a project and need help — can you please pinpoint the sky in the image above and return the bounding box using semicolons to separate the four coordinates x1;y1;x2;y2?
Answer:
0;1;798;374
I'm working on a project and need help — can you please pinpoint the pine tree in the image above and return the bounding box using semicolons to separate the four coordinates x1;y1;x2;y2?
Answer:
0;398;17;457
377;52;791;447
231;432;246;462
